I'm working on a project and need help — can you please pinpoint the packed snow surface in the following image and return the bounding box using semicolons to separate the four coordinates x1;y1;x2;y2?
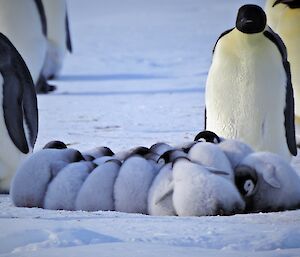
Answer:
1;0;300;256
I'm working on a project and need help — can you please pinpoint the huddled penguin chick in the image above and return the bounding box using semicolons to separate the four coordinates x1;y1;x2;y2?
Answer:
150;142;173;156
265;0;300;143
218;139;254;169
10;148;84;207
0;0;55;93
205;4;297;162
114;156;159;214
172;158;245;216
235;152;300;212
43;140;68;149
148;162;176;216
44;161;95;210
0;33;38;193
188;142;233;181
83;146;114;159
157;149;187;166
194;130;222;144
41;0;72;79
76;160;121;211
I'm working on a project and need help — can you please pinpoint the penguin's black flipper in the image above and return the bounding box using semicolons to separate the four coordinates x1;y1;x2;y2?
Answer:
33;0;47;36
213;28;234;54
65;11;72;53
264;28;297;156
0;33;38;154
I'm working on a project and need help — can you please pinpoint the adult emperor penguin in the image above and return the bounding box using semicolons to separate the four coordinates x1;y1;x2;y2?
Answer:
0;0;54;93
265;0;300;143
41;0;72;79
0;33;38;193
205;4;297;162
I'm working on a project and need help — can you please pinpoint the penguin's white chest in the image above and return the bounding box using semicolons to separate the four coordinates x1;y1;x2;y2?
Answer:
0;75;26;190
206;30;289;159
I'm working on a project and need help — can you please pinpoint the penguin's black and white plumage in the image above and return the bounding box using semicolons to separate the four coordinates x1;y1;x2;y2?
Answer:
0;33;38;193
205;4;297;162
265;0;300;143
41;0;72;79
0;0;55;94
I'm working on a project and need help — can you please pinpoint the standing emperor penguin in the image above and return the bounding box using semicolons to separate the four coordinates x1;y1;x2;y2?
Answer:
0;33;38;193
41;0;72;79
0;0;55;93
265;0;300;144
205;4;297;162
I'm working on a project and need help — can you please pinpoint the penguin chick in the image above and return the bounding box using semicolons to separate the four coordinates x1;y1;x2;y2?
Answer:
148;163;176;216
194;130;221;144
43;140;67;149
114;156;158;214
83;146;114;159
218;139;254;169
205;4;297;161
188;142;233;181
44;161;95;210
235;152;300;212
113;146;149;162
157;149;188;166
93;156;121;166
10;148;84;208
76;160;121;211
172;158;245;216
150;142;173;156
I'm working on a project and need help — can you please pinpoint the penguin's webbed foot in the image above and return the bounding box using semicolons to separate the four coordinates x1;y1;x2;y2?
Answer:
36;76;57;94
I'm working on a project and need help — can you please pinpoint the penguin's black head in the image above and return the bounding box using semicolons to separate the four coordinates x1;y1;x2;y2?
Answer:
194;130;221;144
236;5;267;34
273;0;300;9
43;140;67;149
234;165;258;197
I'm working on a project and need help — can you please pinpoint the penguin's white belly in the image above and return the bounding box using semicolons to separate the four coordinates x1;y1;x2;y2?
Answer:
206;32;290;160
0;0;47;83
0;76;26;191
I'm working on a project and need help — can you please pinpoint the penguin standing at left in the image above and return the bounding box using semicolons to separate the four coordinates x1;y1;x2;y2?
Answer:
41;0;72;79
205;4;297;162
0;33;38;193
0;0;55;93
265;0;300;144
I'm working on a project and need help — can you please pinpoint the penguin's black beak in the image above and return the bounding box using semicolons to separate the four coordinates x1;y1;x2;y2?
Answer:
273;0;294;7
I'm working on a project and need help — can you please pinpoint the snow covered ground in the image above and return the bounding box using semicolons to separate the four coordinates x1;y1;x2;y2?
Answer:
1;0;300;256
